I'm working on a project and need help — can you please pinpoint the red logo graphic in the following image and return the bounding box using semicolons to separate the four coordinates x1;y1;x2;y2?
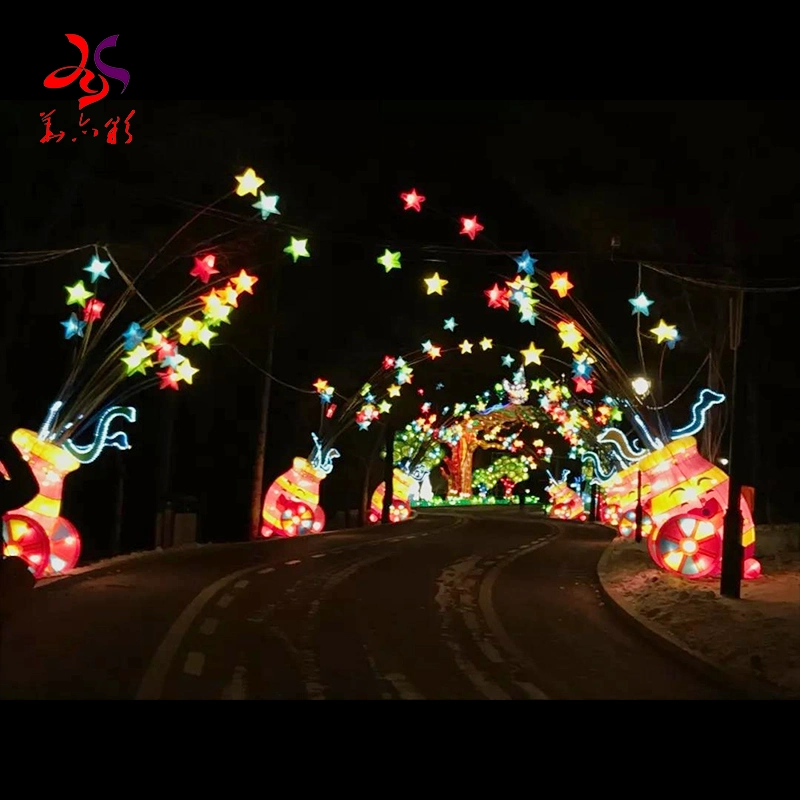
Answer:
44;34;130;110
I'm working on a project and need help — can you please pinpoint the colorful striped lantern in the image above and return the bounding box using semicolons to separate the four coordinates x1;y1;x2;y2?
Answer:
368;469;415;524
260;457;327;538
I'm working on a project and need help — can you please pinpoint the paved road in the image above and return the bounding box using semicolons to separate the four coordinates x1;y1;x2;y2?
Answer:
0;508;734;699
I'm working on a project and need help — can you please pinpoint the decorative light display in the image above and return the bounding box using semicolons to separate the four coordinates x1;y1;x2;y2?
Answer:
368;469;416;524
473;454;534;499
546;470;587;521
424;273;448;295
400;188;425;212
2;170;264;577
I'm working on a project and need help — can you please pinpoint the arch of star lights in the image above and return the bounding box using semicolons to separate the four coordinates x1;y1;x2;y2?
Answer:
261;185;761;582
0;168;280;579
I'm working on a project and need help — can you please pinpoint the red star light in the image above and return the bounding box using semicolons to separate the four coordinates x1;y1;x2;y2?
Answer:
83;298;105;322
572;376;594;394
485;283;510;310
157;369;181;390
460;216;484;240
400;188;426;212
190;254;219;283
382;355;396;370
156;339;177;362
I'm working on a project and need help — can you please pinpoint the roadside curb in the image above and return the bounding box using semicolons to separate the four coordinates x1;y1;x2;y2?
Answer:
596;543;787;700
35;512;423;590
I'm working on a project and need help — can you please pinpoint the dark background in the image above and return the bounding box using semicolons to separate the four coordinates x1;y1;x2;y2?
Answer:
1;37;798;559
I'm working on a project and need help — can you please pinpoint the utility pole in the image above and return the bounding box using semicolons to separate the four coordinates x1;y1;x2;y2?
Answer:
720;289;747;598
111;450;125;556
634;469;643;543
381;425;395;524
249;257;282;540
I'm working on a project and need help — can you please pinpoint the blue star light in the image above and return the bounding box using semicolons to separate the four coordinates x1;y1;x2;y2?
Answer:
61;313;86;340
252;192;280;220
421;340;433;353
436;383;444;390
443;317;457;331
502;354;514;367
515;249;537;275
84;256;111;282
629;292;654;316
121;322;145;351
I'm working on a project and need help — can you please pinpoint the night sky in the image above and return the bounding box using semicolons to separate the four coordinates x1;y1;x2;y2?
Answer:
2;66;798;560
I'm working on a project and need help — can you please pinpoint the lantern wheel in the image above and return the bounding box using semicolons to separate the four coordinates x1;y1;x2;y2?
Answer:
45;516;82;576
618;509;654;539
2;513;50;579
280;502;315;537
388;500;410;523
648;513;722;579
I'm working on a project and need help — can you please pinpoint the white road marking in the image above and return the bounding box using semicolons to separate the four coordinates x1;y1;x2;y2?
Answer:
258;567;275;575
285;560;301;566
221;666;247;700
217;594;234;608
311;553;326;559
198;617;219;636
435;557;511;701
137;559;285;700
183;652;205;676
233;580;249;589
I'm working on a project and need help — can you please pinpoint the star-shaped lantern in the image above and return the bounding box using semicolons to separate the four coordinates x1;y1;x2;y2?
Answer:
377;249;402;273
521;342;544;366
515;250;537;275
284;238;310;263
61;313;86;340
557;321;584;352
460;216;484;240
400;188;425;212
424;273;448;295
443;317;457;331
253;192;280;219
65;280;93;308
191;255;219;283
234;168;264;197
549;272;574;298
459;340;473;354
479;337;493;351
650;319;679;344
629;292;654;316
84;256;111;282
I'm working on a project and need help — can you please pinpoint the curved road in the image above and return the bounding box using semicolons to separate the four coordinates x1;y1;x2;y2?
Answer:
0;508;733;700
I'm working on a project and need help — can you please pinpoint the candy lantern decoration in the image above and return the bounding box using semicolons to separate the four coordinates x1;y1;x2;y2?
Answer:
546;474;587;521
1;429;83;576
368;469;416;524
636;436;759;579
617;509;655;539
261;457;327;538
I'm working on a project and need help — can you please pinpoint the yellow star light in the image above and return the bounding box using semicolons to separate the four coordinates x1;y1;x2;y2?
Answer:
557;321;584;352
201;291;226;315
387;384;401;398
479;337;493;351
378;400;392;414
459;340;473;354
428;345;442;359
424;273;448;295
175;359;199;384
177;317;201;345
521;342;544;366
145;329;164;348
205;304;233;326
65;280;93;307
650;319;678;344
196;325;218;348
234;168;264;197
313;378;329;392
549;272;574;298
219;286;240;307
121;343;152;375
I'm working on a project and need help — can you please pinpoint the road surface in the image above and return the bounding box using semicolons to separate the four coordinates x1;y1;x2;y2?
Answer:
0;508;734;699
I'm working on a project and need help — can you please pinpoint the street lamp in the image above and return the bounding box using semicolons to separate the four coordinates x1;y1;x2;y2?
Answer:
631;377;651;398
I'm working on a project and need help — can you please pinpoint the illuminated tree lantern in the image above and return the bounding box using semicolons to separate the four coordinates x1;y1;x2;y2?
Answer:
2;429;82;576
368;469;416;524
261;457;327;538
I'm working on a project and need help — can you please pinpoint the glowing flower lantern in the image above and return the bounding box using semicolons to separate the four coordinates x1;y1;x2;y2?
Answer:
368;469;417;524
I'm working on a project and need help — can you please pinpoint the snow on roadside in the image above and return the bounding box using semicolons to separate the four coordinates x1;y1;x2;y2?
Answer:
599;538;800;697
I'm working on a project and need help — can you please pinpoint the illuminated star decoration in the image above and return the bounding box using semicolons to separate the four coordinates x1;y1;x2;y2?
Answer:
549;272;574;299
231;269;258;295
436;383;444;390
84;256;110;282
421;340;433;353
83;298;104;322
515;250;537;275
557;321;584;352
284;237;310;262
573;376;594;394
428;345;442;360
629;292;654;316
377;249;402;272
253;192;280;219
61;313;86;340
234;167;264;197
650;319;679;345
479;337;493;351
502;354;515;368
443;317;457;331
521;342;544;366
190;254;219;283
400;188;426;212
65;280;93;307
122;322;145;351
460;216;484;240
424;273;448;295
459;340;473;354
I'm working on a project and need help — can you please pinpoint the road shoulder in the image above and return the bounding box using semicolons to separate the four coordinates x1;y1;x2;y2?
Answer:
597;536;800;700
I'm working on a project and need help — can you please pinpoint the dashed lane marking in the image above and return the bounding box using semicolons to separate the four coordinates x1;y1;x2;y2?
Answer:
233;580;249;589
217;593;234;609
258;567;275;575
198;618;219;636
183;652;205;677
312;553;326;559
285;560;302;566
